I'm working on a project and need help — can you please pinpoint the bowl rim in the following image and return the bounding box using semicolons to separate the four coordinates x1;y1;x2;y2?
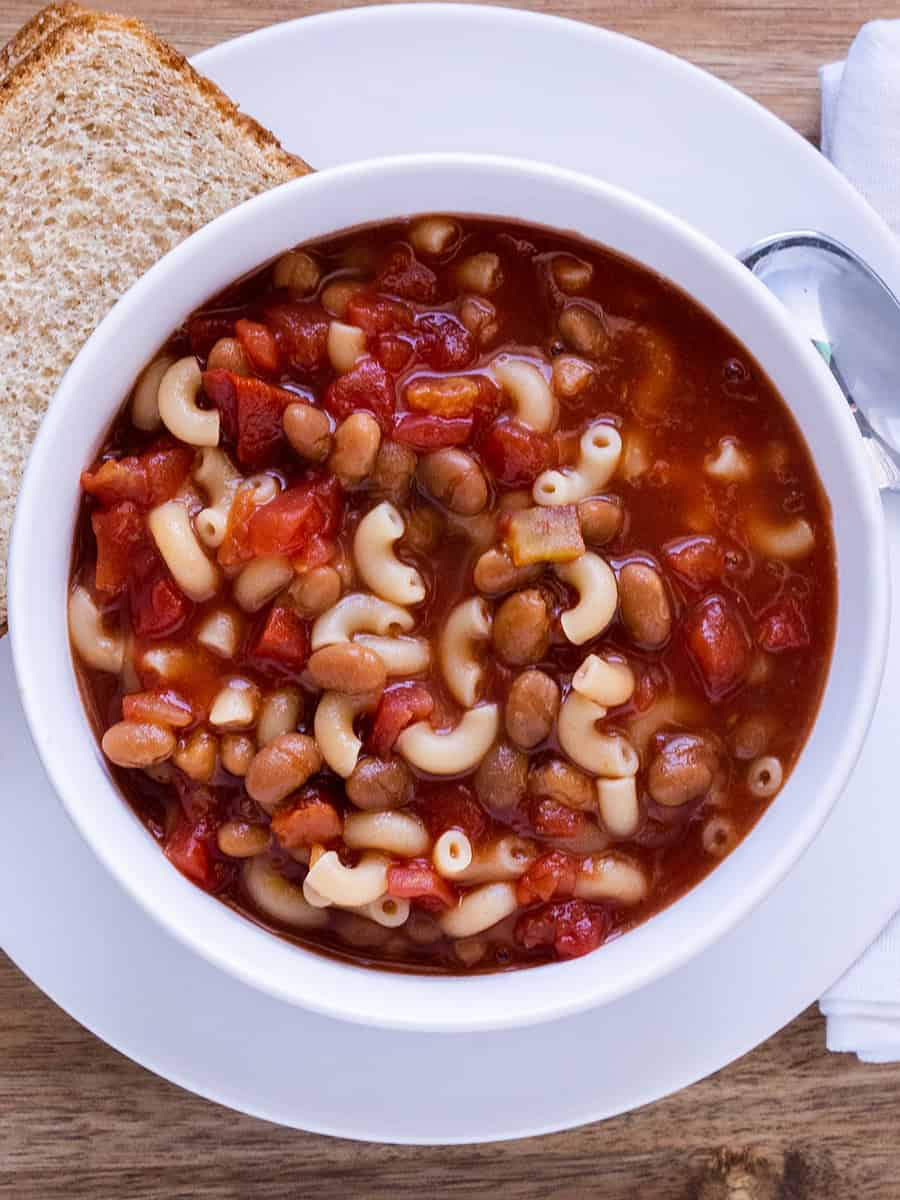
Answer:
9;152;889;1032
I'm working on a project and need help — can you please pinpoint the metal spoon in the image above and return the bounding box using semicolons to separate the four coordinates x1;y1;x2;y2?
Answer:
739;231;900;492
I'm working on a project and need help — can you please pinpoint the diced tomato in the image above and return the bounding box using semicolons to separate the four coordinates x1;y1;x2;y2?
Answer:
188;312;235;359
375;243;437;302
165;815;217;890
392;412;474;450
202;369;297;469
122;688;193;728
662;535;726;591
271;793;343;850
369;682;434;758
235;318;281;374
479;418;556;486
128;546;193;638
263;300;329;373
218;486;258;568
420;783;489;844
515;899;610;960
517;851;579;905
91;501;148;594
324;358;395;432
291;535;336;574
387;860;457;911
414;312;476;371
404;374;498;419
373;333;415;374
81;442;193;510
246;605;310;676
247;475;342;559
528;796;583;839
756;597;810;653
346;294;414;336
682;593;751;700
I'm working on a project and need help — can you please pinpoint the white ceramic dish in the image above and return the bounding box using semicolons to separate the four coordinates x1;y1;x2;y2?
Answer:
8;149;887;1034
2;4;900;1140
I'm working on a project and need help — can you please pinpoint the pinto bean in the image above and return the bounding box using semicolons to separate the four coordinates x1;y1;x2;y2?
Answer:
284;402;332;462
527;758;595;811
328;412;381;484
101;720;175;768
492;588;550;666
371;439;417;502
403;504;444;555
618;561;672;647
207;336;250;375
473;547;542;596
346;756;413;810
289;565;342;616
418;449;488;516
474;742;528;811
505;669;560;749
578;496;623;545
647;733;719;807
307;644;387;695
245;733;322;814
217;820;270;858
558;303;608;357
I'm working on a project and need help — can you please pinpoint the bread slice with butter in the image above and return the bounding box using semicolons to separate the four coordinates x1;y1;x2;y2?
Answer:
0;5;311;629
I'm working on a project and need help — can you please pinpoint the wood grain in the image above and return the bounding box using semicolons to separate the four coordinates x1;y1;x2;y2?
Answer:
3;1;900;1194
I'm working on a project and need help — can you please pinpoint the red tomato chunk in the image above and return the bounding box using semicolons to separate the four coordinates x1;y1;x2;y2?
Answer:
128;546;193;638
515;900;610;959
346;294;413;336
682;593;751;700
369;683;434;758
479;418;556;485
165;816;218;891
247;475;342;559
235;318;281;375
374;243;437;302
203;369;297;469
387;860;457;911
271;794;343;849
662;535;726;591
91;500;147;595
81;442;193;510
420;783;489;845
517;851;579;905
324;358;395;432
247;606;310;676
756;597;811;653
122;688;194;728
392;412;473;450
414;312;476;371
263;300;329;372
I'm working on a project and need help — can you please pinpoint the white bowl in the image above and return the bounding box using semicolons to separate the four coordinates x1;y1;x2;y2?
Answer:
9;154;888;1033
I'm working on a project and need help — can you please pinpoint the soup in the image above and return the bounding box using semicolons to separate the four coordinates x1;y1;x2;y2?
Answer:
69;215;836;972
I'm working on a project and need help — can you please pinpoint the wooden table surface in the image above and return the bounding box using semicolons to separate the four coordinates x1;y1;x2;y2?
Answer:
3;1;900;1195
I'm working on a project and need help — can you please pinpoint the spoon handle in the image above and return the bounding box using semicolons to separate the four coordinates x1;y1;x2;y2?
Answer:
814;339;900;492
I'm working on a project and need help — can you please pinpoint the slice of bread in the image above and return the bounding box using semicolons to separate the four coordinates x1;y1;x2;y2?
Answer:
0;6;312;630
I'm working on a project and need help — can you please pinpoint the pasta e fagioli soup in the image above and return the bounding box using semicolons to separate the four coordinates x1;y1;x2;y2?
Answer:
69;214;836;973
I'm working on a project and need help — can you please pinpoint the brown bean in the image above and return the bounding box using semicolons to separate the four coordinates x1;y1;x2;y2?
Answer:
371;439;418;502
328;412;382;484
273;250;320;294
474;742;528;811
505;669;560;749
221;733;255;776
457;251;502;295
729;714;771;761
245;733;322;814
101;720;175;769
346;756;413;810
408;216;460;256
527;758;595;811
647;734;718;807
307;644;386;695
492;588;550;666
207;337;250;375
173;729;218;782
551;354;593;397
418;449;488;516
618;561;672;647
558;303;609;357
473;548;542;596
551;254;594;293
288;565;342;616
404;505;444;555
321;278;365;318
217;820;270;858
578;496;624;545
284;402;332;462
459;296;499;346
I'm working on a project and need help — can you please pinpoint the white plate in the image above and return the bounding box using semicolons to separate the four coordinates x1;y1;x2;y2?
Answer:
2;3;899;1143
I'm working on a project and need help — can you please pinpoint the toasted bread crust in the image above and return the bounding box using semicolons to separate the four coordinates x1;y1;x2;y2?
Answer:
0;2;83;83
0;8;311;175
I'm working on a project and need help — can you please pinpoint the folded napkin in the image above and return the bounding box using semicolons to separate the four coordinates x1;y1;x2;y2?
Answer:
818;20;900;1061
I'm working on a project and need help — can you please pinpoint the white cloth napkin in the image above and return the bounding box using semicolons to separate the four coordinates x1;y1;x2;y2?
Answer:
818;20;900;1061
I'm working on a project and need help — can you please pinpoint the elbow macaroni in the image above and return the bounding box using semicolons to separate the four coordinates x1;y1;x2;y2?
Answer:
492;357;557;432
395;704;500;776
439;596;491;707
147;501;220;602
158;356;220;447
353;502;426;606
343;810;431;857
131;354;175;431
243;856;329;929
311;592;415;651
354;634;431;676
558;690;639;777
533;421;622;505
233;555;294;612
68;586;124;673
572;654;635;707
314;691;375;778
440;882;518;938
748;515;815;560
554;552;618;644
305;850;390;907
193;447;243;548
